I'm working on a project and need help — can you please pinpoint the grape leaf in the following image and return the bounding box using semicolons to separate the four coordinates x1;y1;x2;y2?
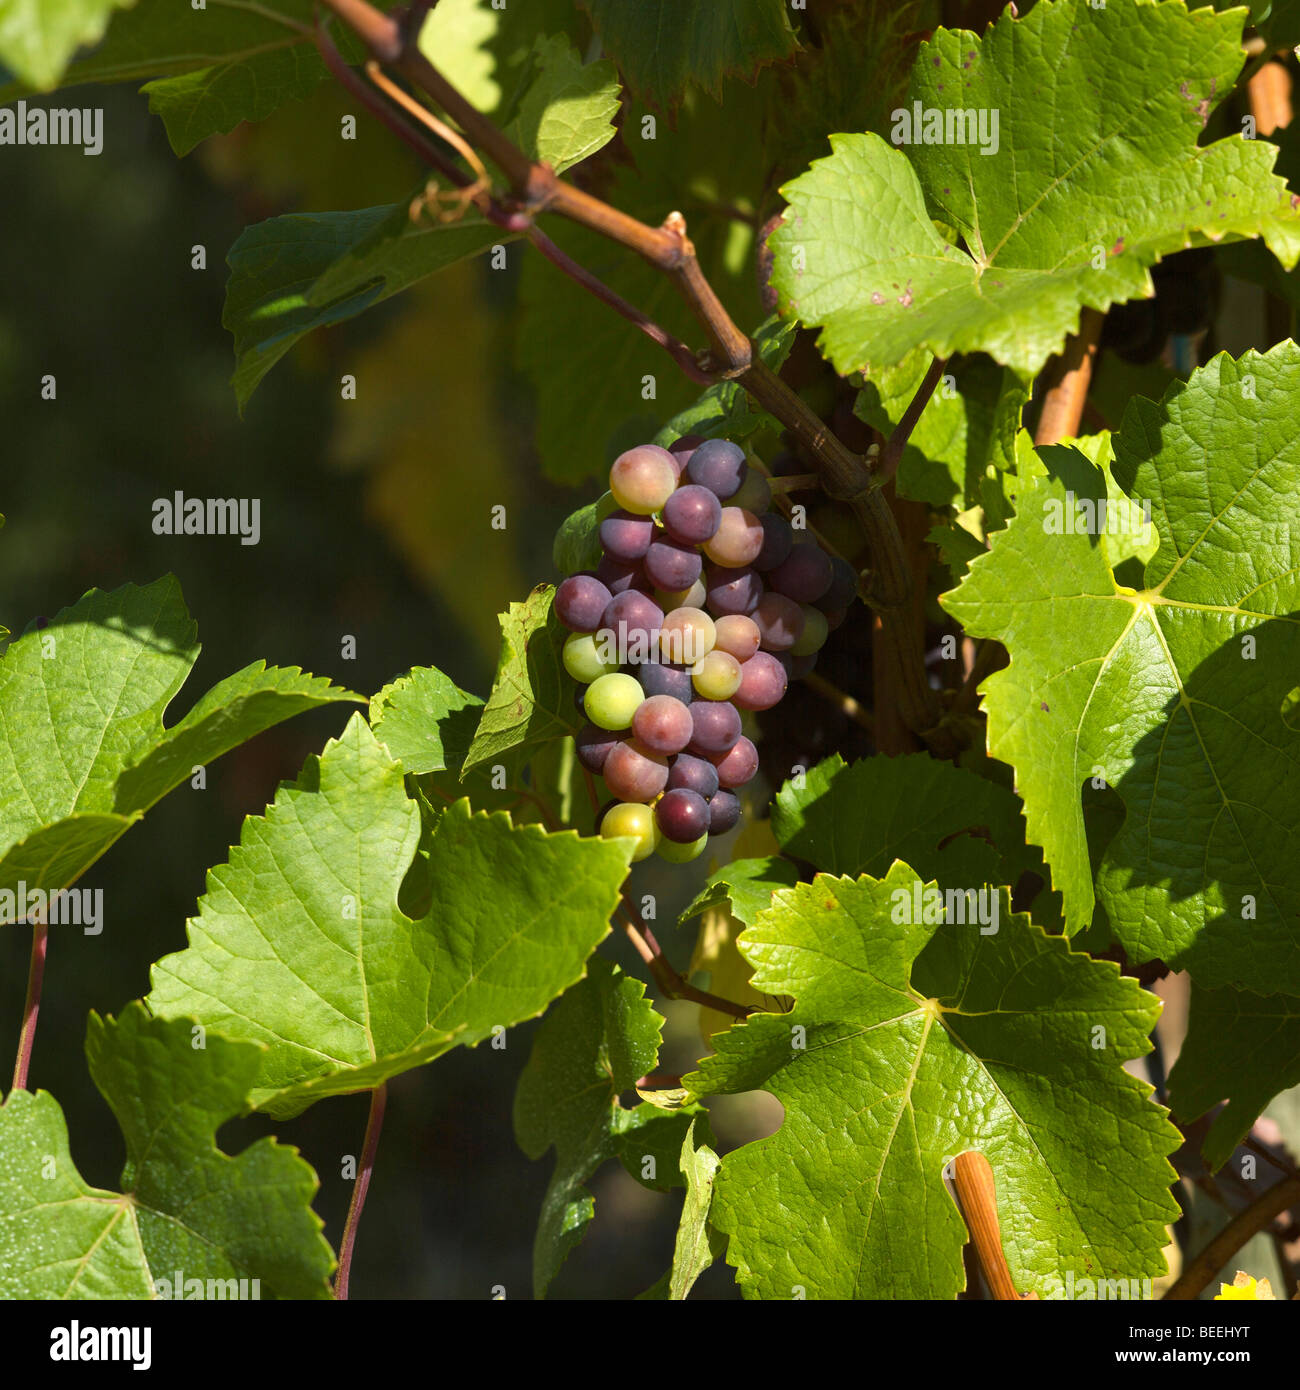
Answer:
552;495;606;577
578;0;797;109
770;0;1300;378
369;665;484;777
497;34;620;177
0;0;135;91
1169;987;1300;1170
0;1005;333;1298
0;576;360;914
771;753;1036;890
148;714;630;1117
464;586;580;771
513;958;699;1298
639;1117;725;1301
680;856;799;930
943;345;1300;993
687;865;1179;1299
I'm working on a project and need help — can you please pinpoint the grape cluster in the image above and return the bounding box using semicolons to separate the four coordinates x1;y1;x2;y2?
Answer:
555;436;858;864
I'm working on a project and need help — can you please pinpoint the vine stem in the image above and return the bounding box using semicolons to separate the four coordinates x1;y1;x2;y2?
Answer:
11;919;49;1094
620;898;752;1020
1164;1171;1300;1300
952;1152;1039;1300
1034;308;1104;446
314;0;948;745
334;1082;388;1300
877;355;949;483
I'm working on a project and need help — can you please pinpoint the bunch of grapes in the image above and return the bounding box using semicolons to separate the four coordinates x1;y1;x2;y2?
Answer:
555;437;858;863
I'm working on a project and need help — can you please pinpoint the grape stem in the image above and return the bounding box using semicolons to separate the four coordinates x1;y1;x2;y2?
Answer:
1034;308;1104;446
876;355;949;483
335;1082;388;1300
802;671;875;734
313;0;949;748
10;917;48;1094
620;899;752;1020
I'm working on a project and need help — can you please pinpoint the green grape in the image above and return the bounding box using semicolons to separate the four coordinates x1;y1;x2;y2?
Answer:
656;831;707;863
692;649;743;699
601;801;658;861
790;605;830;656
584;672;645;730
563;631;620;683
730;466;772;514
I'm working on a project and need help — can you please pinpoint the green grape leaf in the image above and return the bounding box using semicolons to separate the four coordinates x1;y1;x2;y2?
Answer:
465;586;580;771
417;0;503;114
687;865;1179;1299
0;1005;333;1298
771;0;1300;378
148;715;631;1117
942;345;1300;992
640;1117;725;1300
578;0;797;109
679;856;800;930
552;496;606;577
369;666;484;776
498;34;620;176
513;958;698;1298
0;0;134;91
855;353;1030;508
0;577;360;913
142;43;331;157
1169;987;1300;1171
772;753;1036;890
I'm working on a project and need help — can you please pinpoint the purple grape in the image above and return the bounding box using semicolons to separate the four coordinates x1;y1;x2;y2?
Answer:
733;651;788;711
819;555;858;610
754;514;794;571
596;556;651;595
689;700;741;756
599;510;654;564
576;723;620;774
667;434;703;477
656;788;710;844
603;739;669;802
602;590;664;662
638;660;693;703
704;563;763;617
707;789;741;835
667;752;720;799
662;484;722;544
644;535;703;592
753;592;805;651
686;438;746;499
714;736;759;789
631;695;693;755
768;543;833;603
555;573;613;633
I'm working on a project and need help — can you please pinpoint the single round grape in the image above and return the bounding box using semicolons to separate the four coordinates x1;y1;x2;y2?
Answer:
692;650;743;700
602;590;664;664
555;573;613;633
689;700;742;756
637;659;694;704
661;484;722;544
729;467;772;515
714;614;761;662
563;631;620;684
704;563;763;617
631;694;694;755
819;554;859;610
754;513;794;571
656;832;707;863
603;738;670;802
703;507;764;568
707;789;741;836
768;543;833;603
714;736;759;789
575;723;620;775
584;672;645;730
753;592;805;651
599;510;654;564
609;444;678;515
659;606;716;665
601;801;657;861
666;751;719;799
644;535;703;592
790;605;829;656
666;434;703;477
596;555;651;595
686;438;746;499
733;651;788;711
788;652;818;678
655;788;710;843
654;576;707;611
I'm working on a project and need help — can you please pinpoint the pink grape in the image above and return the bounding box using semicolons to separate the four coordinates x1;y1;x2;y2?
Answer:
659;607;715;665
603;739;670;802
609;444;678;514
753;592;805;651
714;614;761;662
714;736;759;788
703;507;764;568
599;510;654;563
632;695;694;755
733;651;788;711
644;535;703;592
